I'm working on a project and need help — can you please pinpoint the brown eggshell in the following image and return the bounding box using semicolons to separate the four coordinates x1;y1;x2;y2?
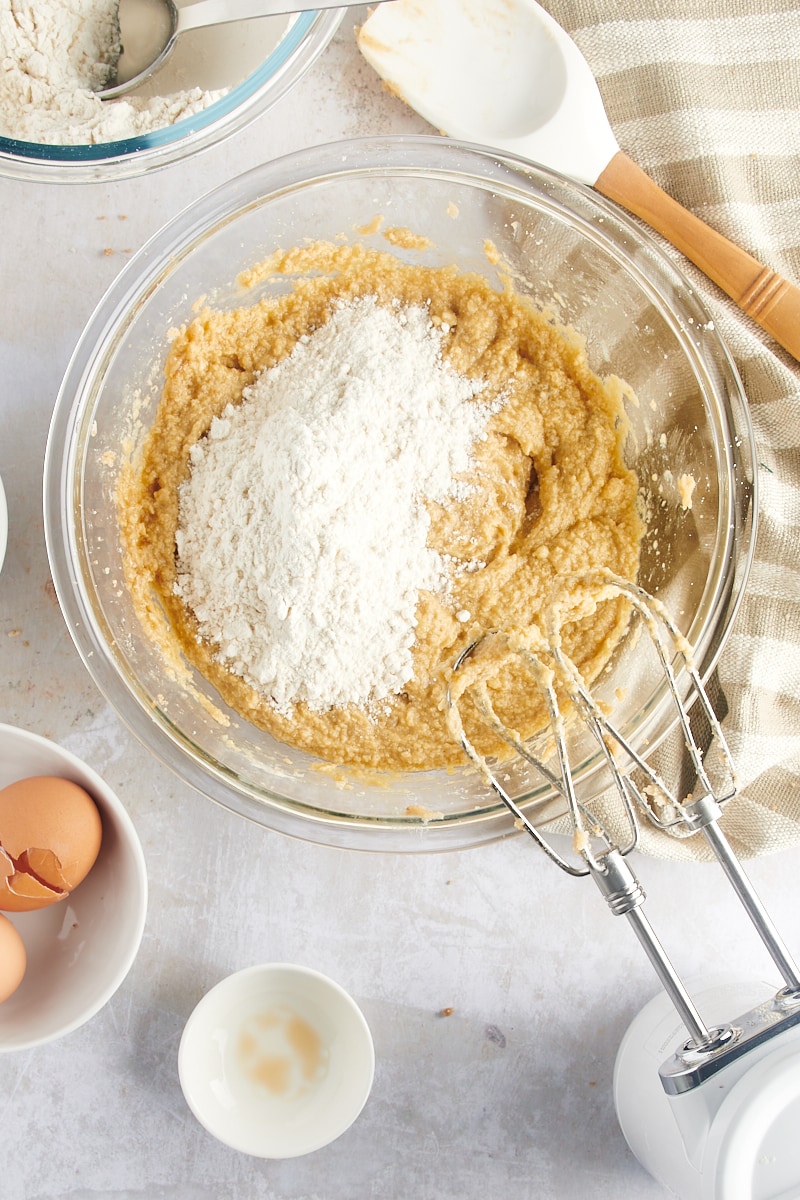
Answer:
0;913;27;1003
0;776;103;912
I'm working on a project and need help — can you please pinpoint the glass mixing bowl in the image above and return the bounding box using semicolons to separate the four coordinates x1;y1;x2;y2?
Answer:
0;11;341;183
44;137;756;850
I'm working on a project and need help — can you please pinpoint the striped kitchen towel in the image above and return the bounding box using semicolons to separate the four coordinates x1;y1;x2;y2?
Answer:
546;0;800;858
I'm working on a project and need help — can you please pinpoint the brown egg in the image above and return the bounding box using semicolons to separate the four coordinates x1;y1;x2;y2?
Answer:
0;913;27;1003
0;776;103;912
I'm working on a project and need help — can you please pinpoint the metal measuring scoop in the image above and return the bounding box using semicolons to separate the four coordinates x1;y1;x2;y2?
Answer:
100;0;393;100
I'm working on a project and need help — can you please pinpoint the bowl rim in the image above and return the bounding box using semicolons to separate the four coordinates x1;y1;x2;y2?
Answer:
43;135;758;851
0;472;7;575
0;722;148;1052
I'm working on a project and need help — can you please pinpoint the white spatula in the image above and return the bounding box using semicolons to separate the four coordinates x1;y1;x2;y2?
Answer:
358;0;800;362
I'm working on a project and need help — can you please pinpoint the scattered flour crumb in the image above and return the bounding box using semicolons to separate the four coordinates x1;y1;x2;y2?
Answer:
677;473;696;510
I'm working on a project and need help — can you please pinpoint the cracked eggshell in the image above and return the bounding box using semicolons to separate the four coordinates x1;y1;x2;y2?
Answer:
0;914;26;1003
0;776;103;912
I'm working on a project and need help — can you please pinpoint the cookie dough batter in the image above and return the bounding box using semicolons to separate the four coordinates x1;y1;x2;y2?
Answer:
120;240;643;770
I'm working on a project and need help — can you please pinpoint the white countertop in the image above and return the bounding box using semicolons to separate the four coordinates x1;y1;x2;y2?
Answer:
2;14;800;1199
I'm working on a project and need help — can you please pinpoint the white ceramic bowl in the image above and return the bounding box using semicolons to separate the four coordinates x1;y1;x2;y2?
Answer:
178;963;374;1157
0;724;148;1052
0;10;341;182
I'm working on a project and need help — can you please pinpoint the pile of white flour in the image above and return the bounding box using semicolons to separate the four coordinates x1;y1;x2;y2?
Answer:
175;296;500;714
0;0;222;145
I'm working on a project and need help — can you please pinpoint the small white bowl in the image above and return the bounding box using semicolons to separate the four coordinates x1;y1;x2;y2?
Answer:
178;963;375;1158
0;724;148;1051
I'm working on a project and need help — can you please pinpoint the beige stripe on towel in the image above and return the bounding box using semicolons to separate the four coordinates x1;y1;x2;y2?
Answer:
544;0;800;858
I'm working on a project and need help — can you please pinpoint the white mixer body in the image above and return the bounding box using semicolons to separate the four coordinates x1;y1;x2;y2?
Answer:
614;978;800;1199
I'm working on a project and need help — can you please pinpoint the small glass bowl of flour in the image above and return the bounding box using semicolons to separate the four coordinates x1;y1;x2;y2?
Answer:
0;1;342;182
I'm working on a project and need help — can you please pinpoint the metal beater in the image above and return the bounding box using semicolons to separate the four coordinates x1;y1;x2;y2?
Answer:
447;570;800;1195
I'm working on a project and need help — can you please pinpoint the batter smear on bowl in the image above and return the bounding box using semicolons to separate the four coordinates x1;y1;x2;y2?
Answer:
120;240;643;770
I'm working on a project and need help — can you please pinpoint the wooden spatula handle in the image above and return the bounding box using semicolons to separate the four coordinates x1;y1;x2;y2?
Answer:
595;151;800;363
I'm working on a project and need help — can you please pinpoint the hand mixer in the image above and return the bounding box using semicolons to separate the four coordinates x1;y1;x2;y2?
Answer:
446;570;800;1199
